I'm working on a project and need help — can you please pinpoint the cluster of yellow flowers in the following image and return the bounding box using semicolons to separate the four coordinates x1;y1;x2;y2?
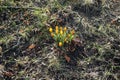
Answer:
49;26;75;47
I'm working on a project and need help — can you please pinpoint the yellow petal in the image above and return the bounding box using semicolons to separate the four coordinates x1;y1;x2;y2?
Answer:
67;34;71;37
51;33;54;37
60;30;63;35
56;26;58;30
64;27;67;31
49;27;52;33
58;42;62;47
60;27;62;31
56;30;58;34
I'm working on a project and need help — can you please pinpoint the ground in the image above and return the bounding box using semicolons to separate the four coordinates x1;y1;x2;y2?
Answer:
0;0;120;80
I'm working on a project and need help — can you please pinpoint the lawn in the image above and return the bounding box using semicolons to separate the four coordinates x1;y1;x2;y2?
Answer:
0;0;120;80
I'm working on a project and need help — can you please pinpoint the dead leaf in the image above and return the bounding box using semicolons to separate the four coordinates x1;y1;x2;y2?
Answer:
57;18;63;23
111;17;120;25
3;71;13;77
64;54;70;62
23;20;29;25
0;65;4;77
67;37;81;52
72;37;81;46
111;19;117;24
0;46;2;55
24;11;28;16
113;0;119;2
0;26;4;29
28;44;36;49
0;65;4;70
68;45;75;52
19;29;24;33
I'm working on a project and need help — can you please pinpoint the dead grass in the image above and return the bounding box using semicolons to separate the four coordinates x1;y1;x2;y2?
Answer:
0;0;120;80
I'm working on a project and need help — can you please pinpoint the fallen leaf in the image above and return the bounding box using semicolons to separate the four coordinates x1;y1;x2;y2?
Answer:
0;26;4;29
0;65;4;70
111;19;117;24
64;54;70;62
0;65;4;77
111;17;120;25
72;37;81;46
23;20;29;25
113;0;119;2
28;44;36;49
3;71;13;77
0;46;2;55
19;29;24;33
68;45;75;52
57;18;63;23
68;37;81;52
24;11;28;16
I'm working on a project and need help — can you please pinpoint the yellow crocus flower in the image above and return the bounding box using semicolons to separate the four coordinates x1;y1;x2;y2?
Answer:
60;30;63;35
56;29;58;34
67;34;71;37
64;27;67;32
60;27;62;31
58;42;62;47
51;33;54;37
49;27;52;33
56;26;58;30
